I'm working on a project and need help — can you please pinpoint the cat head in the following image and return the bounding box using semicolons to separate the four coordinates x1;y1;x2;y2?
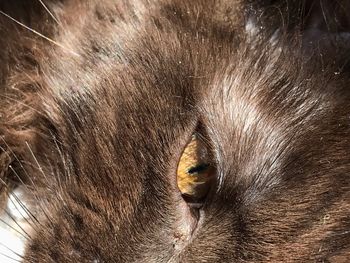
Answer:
0;1;350;262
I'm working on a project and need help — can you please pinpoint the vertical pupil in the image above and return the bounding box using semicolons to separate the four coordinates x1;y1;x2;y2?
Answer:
177;133;214;203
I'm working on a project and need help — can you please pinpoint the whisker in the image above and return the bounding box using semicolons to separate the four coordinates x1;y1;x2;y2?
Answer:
0;179;35;227
8;165;43;212
51;131;71;179
0;140;35;186
7;191;39;230
3;210;32;240
0;218;29;241
9;164;55;230
0;10;78;56
0;142;54;230
25;142;49;184
46;159;66;207
4;175;40;225
0;143;42;209
37;0;61;25
0;243;24;259
0;252;22;262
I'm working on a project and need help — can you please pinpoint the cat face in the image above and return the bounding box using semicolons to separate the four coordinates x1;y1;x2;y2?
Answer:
0;0;350;262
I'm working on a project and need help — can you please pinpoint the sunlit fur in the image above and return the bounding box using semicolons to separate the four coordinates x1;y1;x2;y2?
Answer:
0;0;350;262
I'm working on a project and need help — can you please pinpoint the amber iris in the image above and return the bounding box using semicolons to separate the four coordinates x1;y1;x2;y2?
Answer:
177;133;215;203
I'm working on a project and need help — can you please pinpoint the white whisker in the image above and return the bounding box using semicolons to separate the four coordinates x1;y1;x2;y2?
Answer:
25;142;46;180
37;0;61;25
0;10;78;56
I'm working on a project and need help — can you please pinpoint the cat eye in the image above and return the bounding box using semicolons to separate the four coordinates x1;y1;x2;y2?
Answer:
176;132;216;207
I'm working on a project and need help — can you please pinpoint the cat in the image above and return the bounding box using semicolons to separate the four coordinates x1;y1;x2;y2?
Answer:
0;0;350;262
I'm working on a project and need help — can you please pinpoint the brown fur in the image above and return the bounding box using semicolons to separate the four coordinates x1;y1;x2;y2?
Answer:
0;0;350;262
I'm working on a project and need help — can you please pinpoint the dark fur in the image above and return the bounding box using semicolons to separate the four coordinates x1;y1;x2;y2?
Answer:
0;0;350;262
